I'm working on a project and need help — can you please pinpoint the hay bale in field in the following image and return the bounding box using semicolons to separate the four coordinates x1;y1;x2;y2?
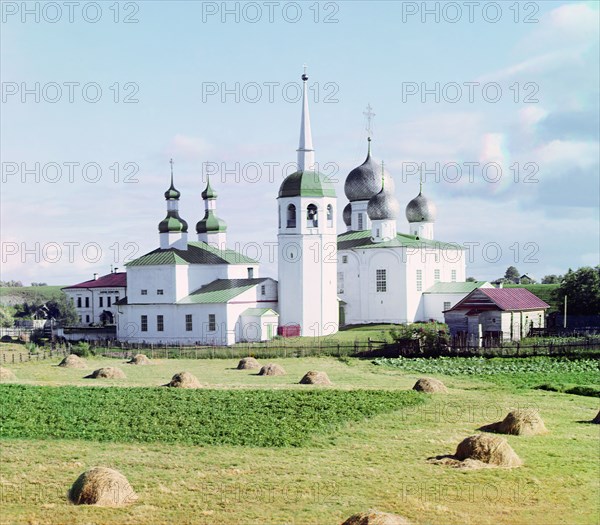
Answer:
429;434;522;469
258;363;286;376
237;357;261;370
165;371;202;388
127;354;151;366
58;354;87;369
299;370;332;386
69;467;137;507
412;377;448;394
341;510;412;525
455;434;522;467
85;367;126;379
592;410;600;424
479;409;547;436
0;367;16;381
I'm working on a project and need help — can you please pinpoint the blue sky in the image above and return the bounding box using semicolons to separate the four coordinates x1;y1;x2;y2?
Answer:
1;0;599;284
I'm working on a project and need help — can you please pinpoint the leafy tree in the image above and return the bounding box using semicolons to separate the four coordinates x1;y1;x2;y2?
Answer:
553;266;600;315
0;280;23;287
46;294;79;325
504;266;520;283
466;276;477;282
542;274;561;284
30;282;48;287
0;306;14;328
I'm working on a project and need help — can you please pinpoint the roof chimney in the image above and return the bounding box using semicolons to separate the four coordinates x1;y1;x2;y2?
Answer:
114;267;119;273
93;273;98;280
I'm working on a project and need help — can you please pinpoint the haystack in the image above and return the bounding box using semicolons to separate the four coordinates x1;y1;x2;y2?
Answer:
592;410;600;424
341;510;412;525
479;409;547;436
127;354;151;365
455;434;522;467
299;370;332;385
69;467;137;507
85;367;126;379
58;354;87;369
0;367;16;381
237;357;261;370
258;363;286;376
412;377;448;394
165;371;202;388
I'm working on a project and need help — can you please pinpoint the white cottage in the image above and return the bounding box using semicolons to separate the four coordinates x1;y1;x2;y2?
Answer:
444;287;549;344
63;272;126;326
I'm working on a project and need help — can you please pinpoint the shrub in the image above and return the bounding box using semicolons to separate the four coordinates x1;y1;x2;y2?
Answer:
71;342;94;358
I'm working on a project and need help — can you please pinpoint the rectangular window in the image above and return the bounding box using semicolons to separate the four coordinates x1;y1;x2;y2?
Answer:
85;315;90;323
99;297;103;307
247;268;254;279
141;315;148;332
434;269;440;282
115;296;119;303
85;297;89;308
358;213;363;230
261;285;266;296
77;297;82;308
141;289;147;295
337;272;344;294
376;269;387;292
157;315;164;332
157;289;164;295
208;314;216;332
342;255;348;264
185;314;193;332
451;270;457;282
443;301;451;311
107;297;111;307
416;269;423;292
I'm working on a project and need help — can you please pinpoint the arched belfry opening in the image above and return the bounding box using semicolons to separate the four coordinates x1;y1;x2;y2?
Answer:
287;204;296;228
307;204;318;227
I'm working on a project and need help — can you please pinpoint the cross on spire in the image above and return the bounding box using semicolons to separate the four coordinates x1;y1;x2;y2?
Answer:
381;160;385;190
169;158;174;184
418;165;423;194
363;103;375;138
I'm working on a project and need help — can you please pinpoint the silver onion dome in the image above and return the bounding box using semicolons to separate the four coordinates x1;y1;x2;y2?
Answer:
344;140;394;202
367;187;400;221
342;202;352;226
405;193;437;223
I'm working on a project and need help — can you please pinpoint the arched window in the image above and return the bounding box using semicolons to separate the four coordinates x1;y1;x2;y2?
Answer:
287;204;296;228
307;204;318;227
327;204;333;227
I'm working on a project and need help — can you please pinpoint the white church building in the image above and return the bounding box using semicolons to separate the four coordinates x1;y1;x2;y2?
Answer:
115;71;477;345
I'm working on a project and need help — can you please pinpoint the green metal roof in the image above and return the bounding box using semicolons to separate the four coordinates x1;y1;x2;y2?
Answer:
126;241;258;267
278;170;336;198
178;278;270;304
424;281;489;294
196;210;227;234
241;307;279;316
337;230;465;251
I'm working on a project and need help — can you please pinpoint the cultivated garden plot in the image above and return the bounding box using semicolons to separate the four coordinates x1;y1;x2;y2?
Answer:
0;355;598;524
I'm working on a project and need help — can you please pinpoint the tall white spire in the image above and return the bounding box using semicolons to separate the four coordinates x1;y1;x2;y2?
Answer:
297;66;315;172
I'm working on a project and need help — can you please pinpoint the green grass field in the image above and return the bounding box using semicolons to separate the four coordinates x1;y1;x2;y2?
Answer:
0;285;65;305
1;356;599;524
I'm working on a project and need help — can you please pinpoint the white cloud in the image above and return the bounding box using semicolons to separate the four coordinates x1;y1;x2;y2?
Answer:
531;139;599;171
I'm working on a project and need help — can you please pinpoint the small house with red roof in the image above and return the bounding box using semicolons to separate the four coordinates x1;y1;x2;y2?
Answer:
62;272;127;326
443;287;550;344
